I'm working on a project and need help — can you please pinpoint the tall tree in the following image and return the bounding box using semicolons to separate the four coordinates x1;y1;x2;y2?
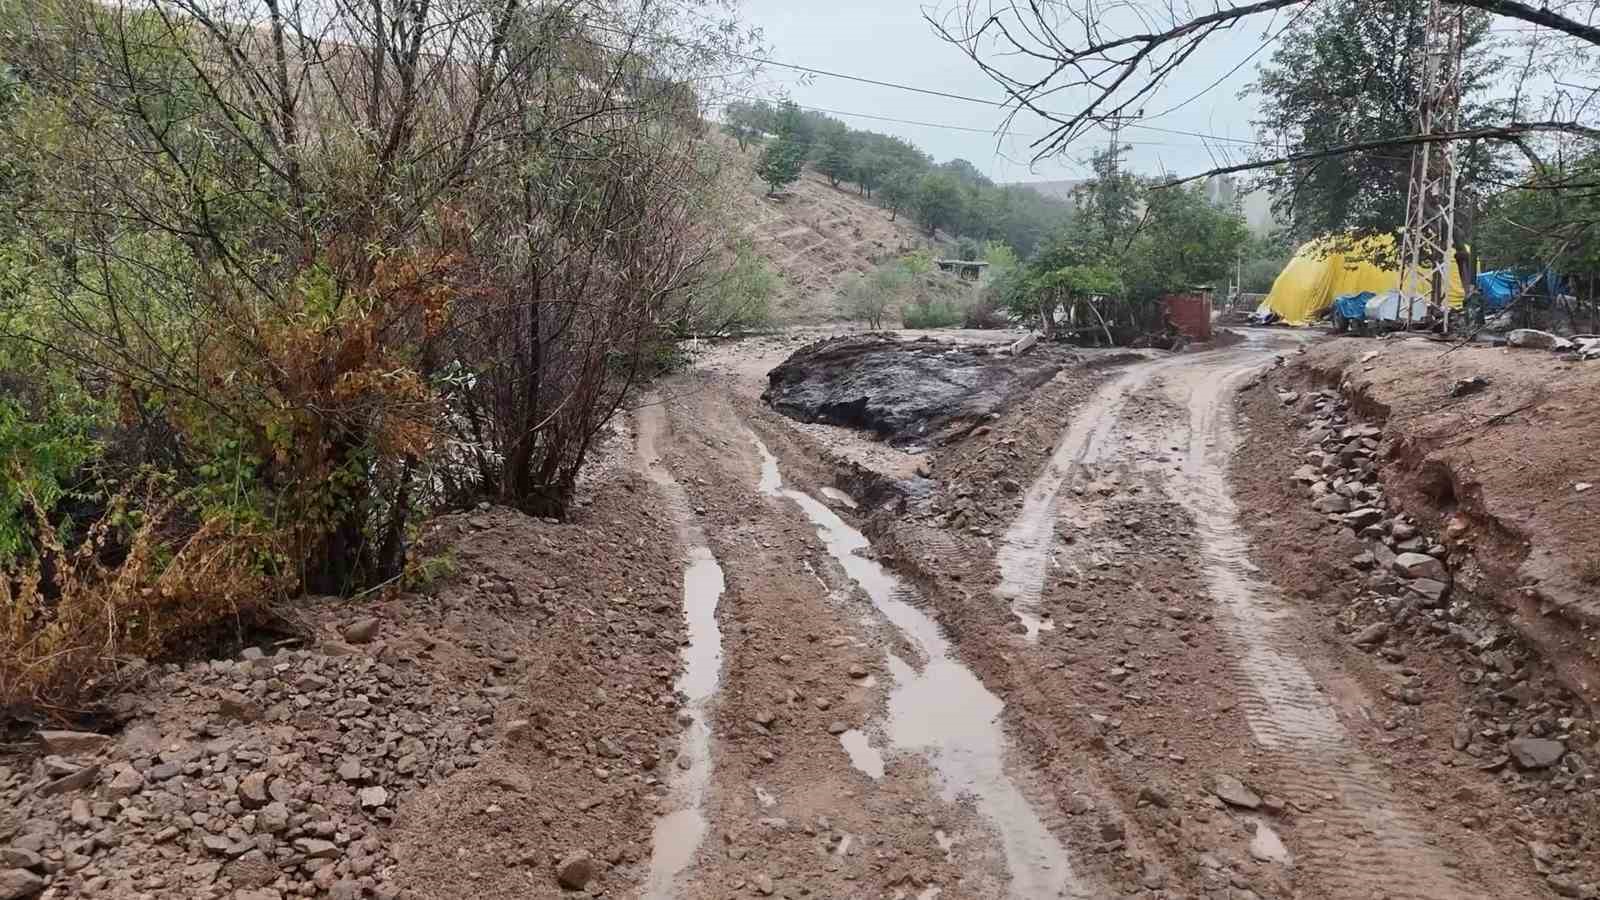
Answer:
881;171;918;222
1072;145;1141;254
817;132;854;189
913;172;963;236
851;146;887;198
1248;0;1504;244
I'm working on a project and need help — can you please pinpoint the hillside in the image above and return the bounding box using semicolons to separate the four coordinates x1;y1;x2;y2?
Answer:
730;160;943;323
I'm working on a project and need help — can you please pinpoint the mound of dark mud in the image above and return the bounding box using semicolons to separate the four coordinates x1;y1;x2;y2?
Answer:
762;333;1070;446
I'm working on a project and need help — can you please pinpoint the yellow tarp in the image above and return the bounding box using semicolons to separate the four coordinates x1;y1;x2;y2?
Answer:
1264;235;1464;325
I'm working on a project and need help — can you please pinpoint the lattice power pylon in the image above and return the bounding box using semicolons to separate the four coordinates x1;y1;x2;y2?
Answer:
1398;0;1467;328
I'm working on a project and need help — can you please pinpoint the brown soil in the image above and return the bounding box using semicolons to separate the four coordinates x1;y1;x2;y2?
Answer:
1296;337;1600;706
731;165;941;323
0;477;687;900
1229;338;1600;897
640;378;990;898
16;328;1599;900
388;490;687;899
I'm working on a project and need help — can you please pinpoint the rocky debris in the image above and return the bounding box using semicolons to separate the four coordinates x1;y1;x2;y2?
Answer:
34;731;111;756
342;617;380;644
1449;375;1490;397
1352;621;1389;646
0;634;498;898
1507;329;1574;352
1510;737;1567;770
1271;378;1600;895
1392;551;1448;581
762;333;1073;446
0;869;45;900
0;494;685;900
1211;774;1261;809
554;851;595;890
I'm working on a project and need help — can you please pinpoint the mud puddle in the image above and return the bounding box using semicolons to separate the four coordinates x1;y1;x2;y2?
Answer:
752;434;1081;899
637;404;726;899
839;729;885;778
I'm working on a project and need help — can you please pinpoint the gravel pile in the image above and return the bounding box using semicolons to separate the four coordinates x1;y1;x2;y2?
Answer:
2;627;499;899
3;488;687;900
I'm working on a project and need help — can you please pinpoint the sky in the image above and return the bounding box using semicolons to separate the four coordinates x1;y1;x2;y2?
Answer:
728;0;1286;184
721;2;1587;186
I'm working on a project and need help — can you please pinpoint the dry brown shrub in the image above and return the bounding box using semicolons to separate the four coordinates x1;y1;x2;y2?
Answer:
1;483;293;716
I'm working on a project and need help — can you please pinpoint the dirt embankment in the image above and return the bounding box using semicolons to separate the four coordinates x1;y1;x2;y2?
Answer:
1;475;687;900
1293;338;1600;707
1234;341;1600;896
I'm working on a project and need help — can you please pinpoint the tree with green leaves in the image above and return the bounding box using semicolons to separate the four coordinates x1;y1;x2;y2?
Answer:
722;99;771;151
914;172;963;237
817;132;854;189
1475;151;1600;329
1248;0;1503;248
757;138;805;194
1072;144;1141;255
851;147;887;198
880;170;919;222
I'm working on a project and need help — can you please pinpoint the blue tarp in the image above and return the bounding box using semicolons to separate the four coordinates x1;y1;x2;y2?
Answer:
1332;291;1376;321
1476;269;1566;310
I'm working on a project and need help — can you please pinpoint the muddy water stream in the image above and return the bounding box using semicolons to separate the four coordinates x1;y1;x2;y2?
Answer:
751;435;1082;899
637;405;726;900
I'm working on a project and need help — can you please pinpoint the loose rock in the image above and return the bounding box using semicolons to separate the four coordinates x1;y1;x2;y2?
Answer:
554;851;595;890
1509;737;1566;770
1212;774;1261;809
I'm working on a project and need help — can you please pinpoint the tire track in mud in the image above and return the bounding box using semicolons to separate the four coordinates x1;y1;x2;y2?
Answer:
1172;359;1486;900
994;366;1146;639
635;402;726;900
1001;338;1488;900
748;431;1090;900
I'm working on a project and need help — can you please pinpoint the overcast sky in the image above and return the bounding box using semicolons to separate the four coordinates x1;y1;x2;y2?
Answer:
725;3;1578;186
731;0;1283;184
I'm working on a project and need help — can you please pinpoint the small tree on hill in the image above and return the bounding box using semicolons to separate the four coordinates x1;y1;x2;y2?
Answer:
881;171;918;222
757;138;804;194
914;172;962;236
817;133;854;189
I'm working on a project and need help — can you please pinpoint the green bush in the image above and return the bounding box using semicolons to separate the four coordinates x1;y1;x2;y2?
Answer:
901;298;967;329
679;241;778;337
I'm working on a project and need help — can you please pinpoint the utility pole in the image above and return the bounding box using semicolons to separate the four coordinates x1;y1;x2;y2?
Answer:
1398;0;1466;330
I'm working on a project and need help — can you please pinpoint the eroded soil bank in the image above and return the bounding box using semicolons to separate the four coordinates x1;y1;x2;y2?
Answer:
1234;336;1600;896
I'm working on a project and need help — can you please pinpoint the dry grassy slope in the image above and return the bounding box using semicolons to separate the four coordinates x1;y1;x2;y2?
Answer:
727;152;945;324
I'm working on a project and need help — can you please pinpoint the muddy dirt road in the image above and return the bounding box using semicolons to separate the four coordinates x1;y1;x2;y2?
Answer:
634;331;1555;899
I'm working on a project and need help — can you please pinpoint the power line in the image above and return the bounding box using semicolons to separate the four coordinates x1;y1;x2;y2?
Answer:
713;94;1245;150
581;20;1269;148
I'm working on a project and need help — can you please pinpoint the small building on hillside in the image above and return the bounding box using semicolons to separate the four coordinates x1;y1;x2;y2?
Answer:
935;258;988;282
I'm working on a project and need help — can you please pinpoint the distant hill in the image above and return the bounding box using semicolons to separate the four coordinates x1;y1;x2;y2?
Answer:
1011;174;1278;236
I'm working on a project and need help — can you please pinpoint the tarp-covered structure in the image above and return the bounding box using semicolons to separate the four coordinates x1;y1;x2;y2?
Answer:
1475;268;1565;310
1263;235;1464;325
